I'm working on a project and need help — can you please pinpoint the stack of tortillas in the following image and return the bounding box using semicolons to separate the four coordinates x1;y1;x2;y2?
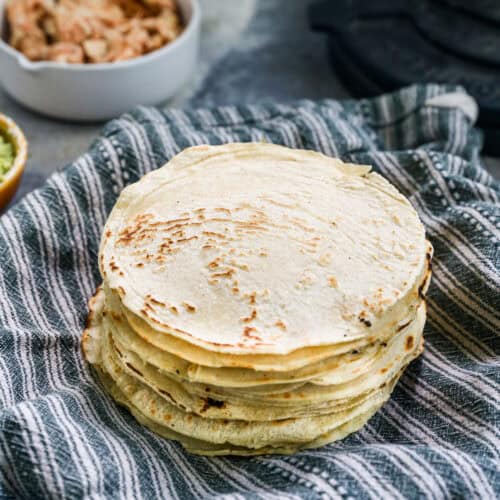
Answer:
83;143;432;456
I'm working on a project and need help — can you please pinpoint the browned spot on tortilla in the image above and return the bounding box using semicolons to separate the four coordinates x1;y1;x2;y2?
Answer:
177;236;198;244
215;208;231;214
283;393;291;399
237;221;264;229
212;269;236;279
149;219;180;228
170;306;179;315
418;269;431;300
358;314;372;327
135;262;144;268
203;231;226;239
405;335;415;351
163;414;171;422
200;397;226;413
244;292;257;305
328;276;338;288
232;287;240;294
126;362;143;377
162;222;190;234
158;389;176;404
165;217;191;225
150;297;166;307
105;230;112;237
380;367;388;374
144;303;156;313
397;320;412;332
275;320;287;331
208;260;220;270
205;387;211;392
182;302;196;313
241;309;257;323
243;326;260;339
231;261;249;271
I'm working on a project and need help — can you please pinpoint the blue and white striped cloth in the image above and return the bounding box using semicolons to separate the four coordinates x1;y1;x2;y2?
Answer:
0;85;498;499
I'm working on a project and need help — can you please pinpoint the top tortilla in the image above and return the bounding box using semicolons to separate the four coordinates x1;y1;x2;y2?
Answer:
100;143;427;354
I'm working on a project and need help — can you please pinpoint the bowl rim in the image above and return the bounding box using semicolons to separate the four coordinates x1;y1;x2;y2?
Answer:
0;113;28;186
0;0;200;72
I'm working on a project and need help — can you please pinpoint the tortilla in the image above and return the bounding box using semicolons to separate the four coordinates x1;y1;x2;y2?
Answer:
100;143;428;354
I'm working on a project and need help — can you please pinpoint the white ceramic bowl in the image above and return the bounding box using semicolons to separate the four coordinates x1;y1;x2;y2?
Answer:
0;0;200;121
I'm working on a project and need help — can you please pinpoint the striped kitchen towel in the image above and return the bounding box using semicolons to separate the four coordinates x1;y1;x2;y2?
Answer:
0;84;498;499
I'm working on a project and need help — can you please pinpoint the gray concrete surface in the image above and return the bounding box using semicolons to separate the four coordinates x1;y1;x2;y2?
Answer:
1;0;498;210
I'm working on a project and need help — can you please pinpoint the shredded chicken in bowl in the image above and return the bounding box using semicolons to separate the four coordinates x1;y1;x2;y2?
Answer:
6;0;183;64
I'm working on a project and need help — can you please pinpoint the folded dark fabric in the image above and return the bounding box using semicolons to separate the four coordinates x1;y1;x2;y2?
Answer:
0;84;498;499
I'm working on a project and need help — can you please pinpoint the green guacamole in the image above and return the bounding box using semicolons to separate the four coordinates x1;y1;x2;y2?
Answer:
0;134;15;183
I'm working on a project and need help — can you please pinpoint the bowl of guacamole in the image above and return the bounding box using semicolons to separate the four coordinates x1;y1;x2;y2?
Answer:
0;113;28;212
